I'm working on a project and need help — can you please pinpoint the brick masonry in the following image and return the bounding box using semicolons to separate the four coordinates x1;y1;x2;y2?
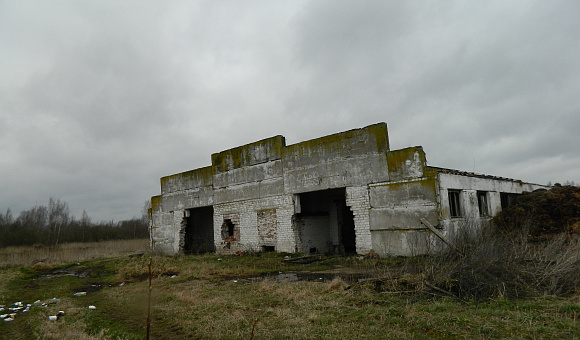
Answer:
150;123;545;257
346;186;372;254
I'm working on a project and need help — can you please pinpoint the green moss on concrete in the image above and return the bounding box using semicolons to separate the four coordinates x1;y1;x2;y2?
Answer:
367;122;390;152
160;166;214;193
151;195;162;212
385;147;429;182
211;135;285;173
283;123;390;159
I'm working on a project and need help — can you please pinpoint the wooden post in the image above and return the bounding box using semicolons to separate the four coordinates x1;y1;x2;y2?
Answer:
419;218;463;256
146;257;152;340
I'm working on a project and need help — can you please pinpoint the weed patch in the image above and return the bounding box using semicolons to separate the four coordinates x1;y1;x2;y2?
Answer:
1;243;579;339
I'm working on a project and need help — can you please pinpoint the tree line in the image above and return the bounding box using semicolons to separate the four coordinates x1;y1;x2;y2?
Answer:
0;197;149;248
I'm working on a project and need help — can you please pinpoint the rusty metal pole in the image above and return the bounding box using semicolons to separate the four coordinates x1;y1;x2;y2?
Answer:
146;257;152;340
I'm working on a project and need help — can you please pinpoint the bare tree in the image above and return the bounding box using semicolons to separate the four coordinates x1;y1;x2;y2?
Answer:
48;197;70;246
80;210;91;242
142;200;151;225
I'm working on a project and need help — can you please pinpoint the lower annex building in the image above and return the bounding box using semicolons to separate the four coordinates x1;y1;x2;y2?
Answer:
149;123;544;257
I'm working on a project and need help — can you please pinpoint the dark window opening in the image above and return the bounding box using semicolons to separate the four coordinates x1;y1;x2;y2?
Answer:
448;190;462;218
226;220;234;237
477;191;489;217
262;245;275;252
500;193;519;209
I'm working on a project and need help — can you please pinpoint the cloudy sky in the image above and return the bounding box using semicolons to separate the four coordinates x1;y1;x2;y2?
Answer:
1;0;579;222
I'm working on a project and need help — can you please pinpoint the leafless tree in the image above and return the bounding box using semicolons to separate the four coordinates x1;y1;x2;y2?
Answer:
48;197;70;246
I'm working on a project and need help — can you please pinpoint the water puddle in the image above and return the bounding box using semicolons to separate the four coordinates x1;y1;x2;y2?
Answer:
246;272;373;283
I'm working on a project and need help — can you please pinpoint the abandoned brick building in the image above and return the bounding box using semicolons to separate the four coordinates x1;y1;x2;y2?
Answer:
149;123;544;257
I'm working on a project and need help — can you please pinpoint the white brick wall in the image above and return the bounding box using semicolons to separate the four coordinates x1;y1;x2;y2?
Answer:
213;195;295;254
346;186;372;254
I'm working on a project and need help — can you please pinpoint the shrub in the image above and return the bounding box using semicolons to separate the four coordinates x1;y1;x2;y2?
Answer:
493;185;580;240
425;221;580;299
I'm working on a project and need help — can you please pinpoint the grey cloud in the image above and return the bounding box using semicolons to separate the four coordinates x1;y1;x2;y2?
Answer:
1;1;578;221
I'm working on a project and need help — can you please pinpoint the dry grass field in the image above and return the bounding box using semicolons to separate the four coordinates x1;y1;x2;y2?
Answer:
0;239;150;268
1;239;579;339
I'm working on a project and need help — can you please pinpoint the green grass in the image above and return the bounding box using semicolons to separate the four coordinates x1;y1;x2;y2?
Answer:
1;250;579;339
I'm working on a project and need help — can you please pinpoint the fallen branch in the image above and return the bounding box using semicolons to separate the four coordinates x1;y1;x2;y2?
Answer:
424;281;460;300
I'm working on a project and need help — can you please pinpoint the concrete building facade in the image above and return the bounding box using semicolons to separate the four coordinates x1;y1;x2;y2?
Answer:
149;123;544;257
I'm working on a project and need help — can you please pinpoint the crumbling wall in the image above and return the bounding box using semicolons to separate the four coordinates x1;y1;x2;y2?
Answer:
149;195;176;254
151;167;215;255
282;124;390;193
149;122;545;258
213;195;295;254
367;147;439;256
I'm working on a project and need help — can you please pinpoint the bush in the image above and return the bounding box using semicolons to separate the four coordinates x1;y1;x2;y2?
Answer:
425;221;580;299
493;185;580;239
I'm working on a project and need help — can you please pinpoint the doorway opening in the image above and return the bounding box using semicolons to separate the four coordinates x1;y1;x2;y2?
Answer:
183;206;215;254
293;188;356;254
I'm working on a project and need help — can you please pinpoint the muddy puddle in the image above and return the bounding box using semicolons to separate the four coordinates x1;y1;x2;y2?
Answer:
36;264;113;280
244;271;374;283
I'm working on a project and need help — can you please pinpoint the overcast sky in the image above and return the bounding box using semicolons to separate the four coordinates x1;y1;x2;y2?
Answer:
1;0;579;222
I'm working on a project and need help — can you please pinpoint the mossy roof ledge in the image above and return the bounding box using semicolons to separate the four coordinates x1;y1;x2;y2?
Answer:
160;166;213;193
283;122;390;156
211;135;286;173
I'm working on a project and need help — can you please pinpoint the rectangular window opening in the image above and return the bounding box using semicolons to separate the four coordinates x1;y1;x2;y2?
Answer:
500;193;519;209
477;191;489;217
448;190;462;218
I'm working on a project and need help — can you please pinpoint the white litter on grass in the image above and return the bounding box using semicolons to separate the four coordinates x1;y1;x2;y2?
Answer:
88;305;96;310
47;311;64;321
74;292;87;296
1;301;38;320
